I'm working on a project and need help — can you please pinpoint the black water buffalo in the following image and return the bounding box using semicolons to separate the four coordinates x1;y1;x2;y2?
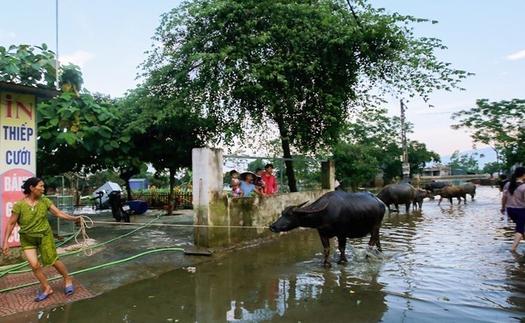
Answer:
459;182;476;200
377;183;415;213
434;186;467;206
413;189;434;210
269;191;386;267
424;181;452;193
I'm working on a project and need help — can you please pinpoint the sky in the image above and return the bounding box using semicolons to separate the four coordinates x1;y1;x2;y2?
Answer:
2;1;524;159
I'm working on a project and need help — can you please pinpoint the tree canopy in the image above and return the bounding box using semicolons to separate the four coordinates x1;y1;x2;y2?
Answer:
142;0;471;191
451;98;525;170
0;44;144;187
0;44;57;88
447;150;481;174
333;107;440;190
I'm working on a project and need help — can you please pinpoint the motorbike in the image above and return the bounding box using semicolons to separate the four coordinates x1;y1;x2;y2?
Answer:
107;190;133;222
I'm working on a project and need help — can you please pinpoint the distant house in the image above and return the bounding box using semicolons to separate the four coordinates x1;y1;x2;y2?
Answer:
421;164;452;177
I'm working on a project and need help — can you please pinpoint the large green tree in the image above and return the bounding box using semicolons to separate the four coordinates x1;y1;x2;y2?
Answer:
0;44;144;191
0;44;56;88
333;107;439;190
142;0;471;192
447;150;481;174
451;98;525;170
119;73;217;211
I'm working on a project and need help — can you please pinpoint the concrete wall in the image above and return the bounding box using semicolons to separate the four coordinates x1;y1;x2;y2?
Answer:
192;148;334;248
204;190;330;248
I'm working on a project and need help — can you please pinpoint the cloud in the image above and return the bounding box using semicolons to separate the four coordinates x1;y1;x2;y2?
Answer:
506;49;525;60
59;50;96;68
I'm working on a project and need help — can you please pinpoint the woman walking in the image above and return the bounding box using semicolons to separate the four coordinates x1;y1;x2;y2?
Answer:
2;177;80;302
501;167;525;252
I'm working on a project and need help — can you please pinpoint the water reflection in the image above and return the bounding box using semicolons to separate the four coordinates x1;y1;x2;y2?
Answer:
189;233;389;323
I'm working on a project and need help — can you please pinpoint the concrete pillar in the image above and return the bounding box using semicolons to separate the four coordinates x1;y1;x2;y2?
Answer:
321;160;335;190
192;148;227;247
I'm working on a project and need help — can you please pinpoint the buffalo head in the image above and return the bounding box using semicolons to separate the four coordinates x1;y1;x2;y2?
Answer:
269;200;309;233
269;200;330;233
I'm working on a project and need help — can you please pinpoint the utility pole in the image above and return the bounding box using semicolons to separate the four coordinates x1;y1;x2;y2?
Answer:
55;0;60;90
400;100;410;183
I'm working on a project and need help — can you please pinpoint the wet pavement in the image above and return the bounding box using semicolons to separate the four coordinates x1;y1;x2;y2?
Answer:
0;208;218;320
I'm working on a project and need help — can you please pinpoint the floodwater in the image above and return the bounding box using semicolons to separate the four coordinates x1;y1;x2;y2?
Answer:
17;186;525;322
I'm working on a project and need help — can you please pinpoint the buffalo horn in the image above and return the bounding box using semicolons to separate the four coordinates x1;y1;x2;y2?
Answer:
296;201;309;208
294;200;329;214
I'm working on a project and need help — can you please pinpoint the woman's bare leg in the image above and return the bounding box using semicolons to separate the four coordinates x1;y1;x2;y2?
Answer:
511;233;523;252
24;249;53;294
53;260;73;287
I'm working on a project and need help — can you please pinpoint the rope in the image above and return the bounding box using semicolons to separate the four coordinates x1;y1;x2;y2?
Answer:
72;215;95;256
88;220;269;229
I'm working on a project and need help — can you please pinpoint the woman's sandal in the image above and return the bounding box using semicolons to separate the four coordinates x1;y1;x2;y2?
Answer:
65;284;74;296
34;291;52;302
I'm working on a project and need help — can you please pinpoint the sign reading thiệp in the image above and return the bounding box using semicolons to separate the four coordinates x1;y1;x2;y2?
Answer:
0;91;37;248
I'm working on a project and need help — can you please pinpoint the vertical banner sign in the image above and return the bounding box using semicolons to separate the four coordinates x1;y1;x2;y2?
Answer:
0;92;37;248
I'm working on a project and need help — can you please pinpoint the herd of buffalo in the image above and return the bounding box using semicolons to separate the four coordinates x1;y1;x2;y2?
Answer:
269;181;477;266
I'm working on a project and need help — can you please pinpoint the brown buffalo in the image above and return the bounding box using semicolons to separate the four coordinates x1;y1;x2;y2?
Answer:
434;186;467;206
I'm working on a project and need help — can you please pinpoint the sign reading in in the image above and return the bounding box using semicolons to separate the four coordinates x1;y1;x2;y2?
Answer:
0;92;37;247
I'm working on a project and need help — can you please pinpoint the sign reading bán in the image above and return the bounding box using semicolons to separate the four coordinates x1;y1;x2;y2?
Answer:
0;92;37;248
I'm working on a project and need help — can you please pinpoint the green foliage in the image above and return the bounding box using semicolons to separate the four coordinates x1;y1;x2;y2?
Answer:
447;150;480;174
37;89;141;175
0;44;57;88
247;159;266;173
85;169;123;188
0;43;144;179
482;161;501;178
451;98;525;170
408;141;441;174
118;73;212;212
334;107;440;188
141;171;170;189
142;0;471;191
60;63;83;93
333;143;380;191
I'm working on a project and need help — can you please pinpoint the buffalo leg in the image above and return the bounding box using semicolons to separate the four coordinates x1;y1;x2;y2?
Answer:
319;235;332;267
368;226;382;252
337;236;348;264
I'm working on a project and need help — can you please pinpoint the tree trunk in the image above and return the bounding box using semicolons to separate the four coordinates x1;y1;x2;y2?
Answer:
119;167;139;201
281;138;297;192
275;115;298;192
168;168;175;215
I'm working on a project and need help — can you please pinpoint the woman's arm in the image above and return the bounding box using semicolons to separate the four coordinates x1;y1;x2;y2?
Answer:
49;204;79;222
2;212;20;255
